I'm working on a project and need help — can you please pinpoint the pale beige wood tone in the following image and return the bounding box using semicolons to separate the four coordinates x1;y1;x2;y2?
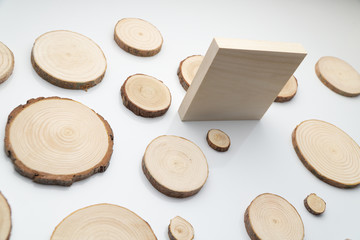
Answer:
5;97;114;186
51;203;157;240
0;41;14;84
0;192;11;240
304;193;326;215
315;56;360;97
178;38;306;121
206;129;230;152
142;135;208;198
31;30;107;90
168;216;194;240
244;193;304;240
178;55;204;90
292;119;360;188
114;18;163;57
275;75;298;102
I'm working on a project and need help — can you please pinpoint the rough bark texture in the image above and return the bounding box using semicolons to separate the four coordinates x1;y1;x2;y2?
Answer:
304;194;326;215
244;207;261;240
206;130;230;152
168;225;176;240
275;76;298;102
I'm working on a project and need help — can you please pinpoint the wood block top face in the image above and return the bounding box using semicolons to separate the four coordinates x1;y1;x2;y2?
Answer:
179;38;307;121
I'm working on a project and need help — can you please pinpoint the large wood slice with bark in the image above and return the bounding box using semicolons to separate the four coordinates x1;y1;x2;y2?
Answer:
206;129;230;152
4;97;114;186
168;216;194;240
244;193;304;240
0;41;14;84
114;18;163;57
51;203;157;240
304;193;326;215
31;30;107;90
292;119;360;188
275;75;298;102
142;135;208;198
0;192;11;240
178;55;204;90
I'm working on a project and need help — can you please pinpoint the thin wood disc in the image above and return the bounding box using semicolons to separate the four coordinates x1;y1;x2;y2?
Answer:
31;30;107;90
206;129;230;152
0;192;11;240
142;135;209;198
292;119;360;188
121;74;171;118
168;216;194;240
244;193;304;240
5;97;114;186
114;18;163;57
177;55;204;90
0;41;14;84
304;193;326;215
51;203;157;240
275;75;298;102
315;56;360;97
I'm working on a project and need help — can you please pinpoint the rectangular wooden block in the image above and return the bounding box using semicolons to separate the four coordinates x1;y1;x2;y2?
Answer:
178;38;307;121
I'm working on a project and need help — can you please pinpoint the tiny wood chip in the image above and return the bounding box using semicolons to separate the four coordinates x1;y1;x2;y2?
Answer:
304;193;326;215
168;216;194;240
0;192;11;240
206;129;230;152
0;41;14;84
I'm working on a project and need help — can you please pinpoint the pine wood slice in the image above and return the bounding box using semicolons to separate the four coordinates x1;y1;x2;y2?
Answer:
121;74;171;118
51;203;157;240
0;41;14;84
31;30;107;90
114;18;163;57
275;75;298;102
5;97;114;186
178;55;204;90
206;129;230;152
315;56;360;97
142;135;208;198
292;119;360;188
244;193;304;240
304;193;326;215
0;192;11;240
168;216;194;240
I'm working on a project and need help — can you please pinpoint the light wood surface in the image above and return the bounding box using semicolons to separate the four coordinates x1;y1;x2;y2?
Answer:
0;41;14;84
304;193;326;215
178;38;306;121
31;30;107;90
0;192;11;240
5;97;114;186
51;203;157;240
206;129;230;152
177;55;204;90
168;216;194;240
275;75;298;102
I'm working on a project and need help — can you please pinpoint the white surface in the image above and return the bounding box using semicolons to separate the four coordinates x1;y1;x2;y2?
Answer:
0;0;360;239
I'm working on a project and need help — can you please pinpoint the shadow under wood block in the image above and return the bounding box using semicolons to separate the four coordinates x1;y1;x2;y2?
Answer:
178;38;307;121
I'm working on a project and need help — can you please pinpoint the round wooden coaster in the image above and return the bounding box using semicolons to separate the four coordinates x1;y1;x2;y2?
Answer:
51;203;157;239
315;56;360;97
0;41;14;84
292;119;360;188
142;135;209;198
177;55;204;90
168;216;194;240
114;18;163;57
121;74;171;118
0;192;11;240
31;30;107;90
206;129;230;152
244;193;304;240
304;193;326;215
5;97;114;186
275;75;298;102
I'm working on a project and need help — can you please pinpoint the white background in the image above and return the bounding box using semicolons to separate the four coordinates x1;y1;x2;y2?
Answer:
1;0;360;239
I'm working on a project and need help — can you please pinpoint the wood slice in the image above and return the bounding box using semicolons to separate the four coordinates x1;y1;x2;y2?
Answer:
315;56;360;97
275;75;298;102
142;135;208;198
0;192;11;240
31;30;107;90
51;203;157;240
292;119;360;188
4;97;114;186
0;41;14;84
304;193;326;215
121;74;171;118
177;55;204;90
168;216;194;240
244;193;304;240
206;129;230;152
114;18;163;57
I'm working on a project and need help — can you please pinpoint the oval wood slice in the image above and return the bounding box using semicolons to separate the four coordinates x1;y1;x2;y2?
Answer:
292;119;360;188
0;41;14;84
0;192;11;240
244;193;304;240
178;55;204;90
315;56;360;97
206;129;230;152
51;203;157;240
304;193;326;215
114;18;163;57
31;30;107;90
121;74;171;118
5;97;114;186
275;75;298;102
168;216;194;240
142;135;208;198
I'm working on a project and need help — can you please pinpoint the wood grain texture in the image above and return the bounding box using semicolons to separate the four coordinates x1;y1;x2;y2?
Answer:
168;216;194;240
275;75;298;102
0;192;11;240
0;41;14;84
304;193;326;215
206;129;230;152
177;55;204;91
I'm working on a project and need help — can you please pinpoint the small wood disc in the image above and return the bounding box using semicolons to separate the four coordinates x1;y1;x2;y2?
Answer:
206;129;230;152
51;203;157;239
168;216;194;240
114;18;163;57
244;193;304;240
142;135;209;198
177;55;204;90
0;41;14;84
31;30;107;90
315;56;360;97
121;74;171;118
304;193;326;215
5;97;114;186
292;119;360;188
275;75;298;102
0;192;11;240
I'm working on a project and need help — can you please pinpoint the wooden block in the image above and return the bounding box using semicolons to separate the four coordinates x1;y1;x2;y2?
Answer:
178;38;307;121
